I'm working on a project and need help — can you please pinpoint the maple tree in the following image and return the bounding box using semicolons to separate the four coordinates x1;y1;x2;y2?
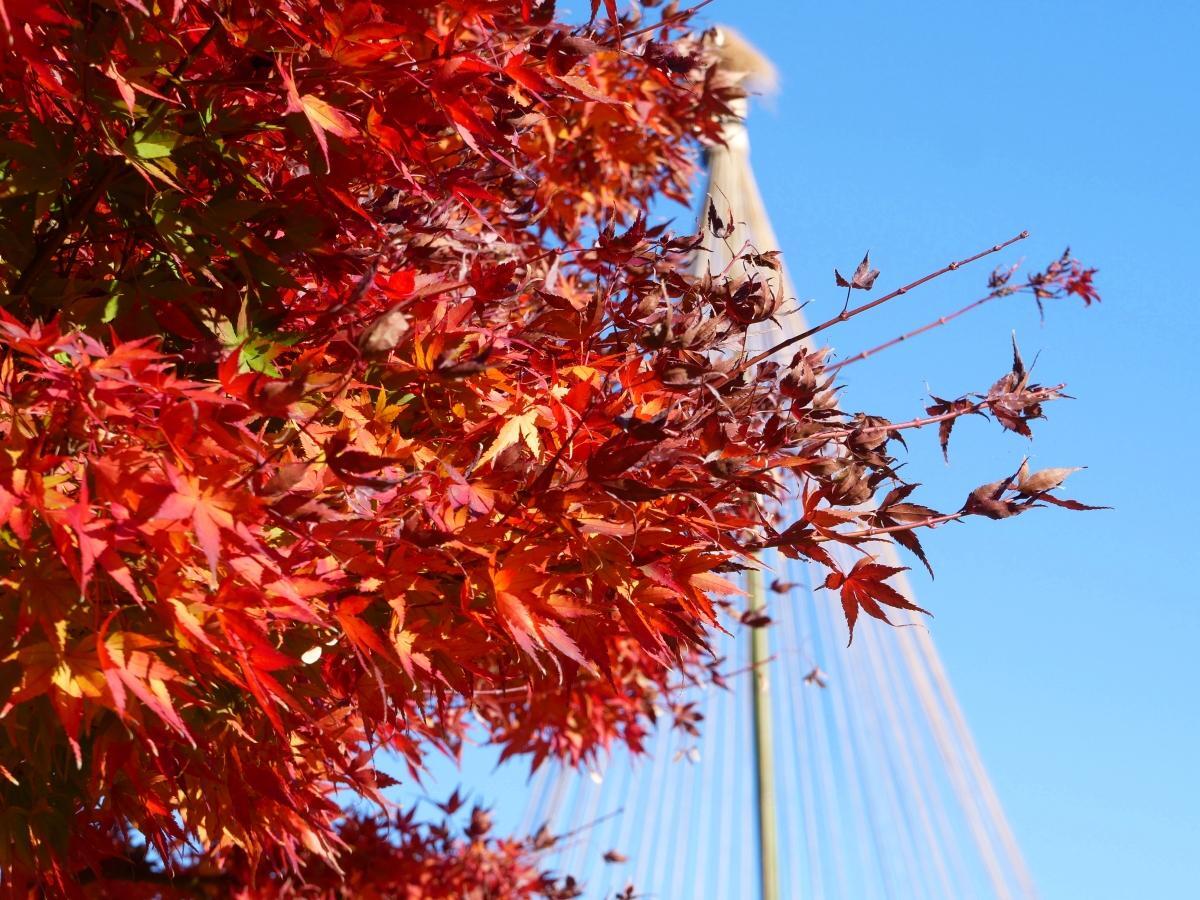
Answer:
0;0;1099;895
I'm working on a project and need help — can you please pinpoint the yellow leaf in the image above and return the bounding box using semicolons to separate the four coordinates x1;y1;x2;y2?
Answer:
478;408;540;466
299;94;357;139
52;662;81;698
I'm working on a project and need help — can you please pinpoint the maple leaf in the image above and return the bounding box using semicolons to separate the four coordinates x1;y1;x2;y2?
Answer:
824;558;929;644
706;200;734;239
478;408;541;467
154;467;240;576
586;431;657;480
1015;460;1080;495
588;0;620;32
926;394;985;461
104;61;137;116
1011;460;1107;511
835;252;880;291
280;62;357;169
325;431;400;488
360;306;410;354
98;625;192;741
803;667;828;688
1065;267;1101;305
490;559;545;660
872;483;939;576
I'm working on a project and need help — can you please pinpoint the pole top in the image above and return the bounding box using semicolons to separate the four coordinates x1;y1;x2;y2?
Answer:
709;26;778;95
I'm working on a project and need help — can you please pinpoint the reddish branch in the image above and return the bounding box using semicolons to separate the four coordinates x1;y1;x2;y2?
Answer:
730;231;1029;379
828;293;1002;371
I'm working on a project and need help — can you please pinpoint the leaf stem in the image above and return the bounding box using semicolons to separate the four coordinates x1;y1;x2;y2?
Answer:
836;512;966;539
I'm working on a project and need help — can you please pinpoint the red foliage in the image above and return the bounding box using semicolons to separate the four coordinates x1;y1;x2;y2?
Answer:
0;0;1097;893
48;808;574;899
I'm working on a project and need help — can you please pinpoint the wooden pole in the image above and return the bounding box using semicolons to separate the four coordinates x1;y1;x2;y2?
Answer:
748;564;781;900
706;32;786;895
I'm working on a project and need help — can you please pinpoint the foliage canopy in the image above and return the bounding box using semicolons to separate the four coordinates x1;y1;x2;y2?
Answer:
0;0;1096;893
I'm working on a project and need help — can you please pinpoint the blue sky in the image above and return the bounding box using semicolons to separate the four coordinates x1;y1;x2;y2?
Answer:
404;3;1199;898
704;1;1199;896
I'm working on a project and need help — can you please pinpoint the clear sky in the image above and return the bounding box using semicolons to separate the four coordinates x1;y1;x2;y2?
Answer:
400;3;1200;898
703;1;1199;896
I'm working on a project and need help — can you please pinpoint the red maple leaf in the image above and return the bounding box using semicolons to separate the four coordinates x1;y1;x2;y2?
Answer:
1065;267;1101;305
824;558;929;644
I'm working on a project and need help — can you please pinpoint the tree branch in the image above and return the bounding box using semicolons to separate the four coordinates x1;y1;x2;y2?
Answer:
827;291;1004;372
721;231;1029;384
791;383;1061;449
5;20;221;302
835;512;966;540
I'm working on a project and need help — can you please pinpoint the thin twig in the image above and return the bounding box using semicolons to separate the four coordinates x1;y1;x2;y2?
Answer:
664;654;776;693
618;0;715;41
552;807;626;843
799;383;1065;446
827;291;1005;372
835;512;966;540
720;231;1029;383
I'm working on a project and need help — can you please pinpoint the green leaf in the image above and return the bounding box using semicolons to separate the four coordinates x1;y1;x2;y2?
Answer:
101;293;122;324
241;337;283;377
132;130;179;159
